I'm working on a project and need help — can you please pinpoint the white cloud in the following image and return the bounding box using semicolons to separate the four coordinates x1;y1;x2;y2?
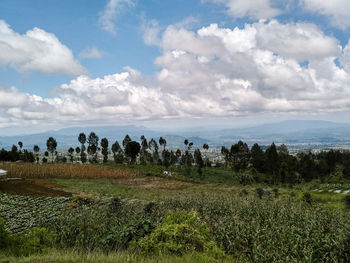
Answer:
1;20;350;129
302;0;350;29
99;0;134;34
79;47;105;59
142;19;161;46
209;0;281;19
0;20;86;76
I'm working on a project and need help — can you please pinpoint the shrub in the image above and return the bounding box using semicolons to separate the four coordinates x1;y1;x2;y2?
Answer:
344;195;350;209
0;218;56;256
272;188;279;198
132;211;225;259
255;188;264;199
237;172;255;186
303;192;312;204
109;197;123;214
0;217;10;249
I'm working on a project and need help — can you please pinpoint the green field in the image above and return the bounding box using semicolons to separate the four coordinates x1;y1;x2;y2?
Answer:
1;163;350;262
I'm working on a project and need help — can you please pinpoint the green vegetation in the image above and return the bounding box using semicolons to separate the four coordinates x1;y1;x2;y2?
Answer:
1;130;350;262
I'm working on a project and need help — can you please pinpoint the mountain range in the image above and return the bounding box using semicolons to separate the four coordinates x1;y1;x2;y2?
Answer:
0;120;350;151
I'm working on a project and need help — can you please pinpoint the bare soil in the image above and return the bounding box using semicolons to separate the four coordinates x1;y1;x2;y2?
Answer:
0;179;72;197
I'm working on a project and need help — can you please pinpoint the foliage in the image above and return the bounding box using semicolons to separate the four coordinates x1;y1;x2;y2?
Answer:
0;193;70;234
303;192;313;204
345;195;350;209
0;218;56;256
132;211;225;259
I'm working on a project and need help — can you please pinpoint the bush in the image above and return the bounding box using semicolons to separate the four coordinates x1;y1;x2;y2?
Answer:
132;211;225;259
0;217;10;249
255;188;264;199
272;188;279;198
303;192;312;204
0;218;56;256
344;195;350;209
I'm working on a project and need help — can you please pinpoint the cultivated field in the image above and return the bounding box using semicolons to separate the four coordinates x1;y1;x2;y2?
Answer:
0;162;350;263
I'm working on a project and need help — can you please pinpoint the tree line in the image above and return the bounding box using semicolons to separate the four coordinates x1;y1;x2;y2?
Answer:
0;133;350;184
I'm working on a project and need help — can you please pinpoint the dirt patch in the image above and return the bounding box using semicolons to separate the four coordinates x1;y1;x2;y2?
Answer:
0;179;72;197
115;176;194;190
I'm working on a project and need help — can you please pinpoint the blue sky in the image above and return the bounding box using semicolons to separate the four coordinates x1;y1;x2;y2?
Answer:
0;0;350;134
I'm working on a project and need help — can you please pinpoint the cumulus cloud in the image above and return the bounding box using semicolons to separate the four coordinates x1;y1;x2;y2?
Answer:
79;47;105;59
2;20;350;128
99;0;134;34
0;20;86;76
208;0;281;19
302;0;350;29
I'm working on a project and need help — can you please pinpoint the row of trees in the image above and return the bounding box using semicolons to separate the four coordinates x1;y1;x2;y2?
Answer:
221;141;350;184
1;133;350;184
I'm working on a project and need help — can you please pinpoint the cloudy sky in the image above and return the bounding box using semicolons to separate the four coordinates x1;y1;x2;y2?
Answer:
0;0;350;134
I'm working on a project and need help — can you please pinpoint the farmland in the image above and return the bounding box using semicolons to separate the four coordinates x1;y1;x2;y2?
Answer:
0;162;349;262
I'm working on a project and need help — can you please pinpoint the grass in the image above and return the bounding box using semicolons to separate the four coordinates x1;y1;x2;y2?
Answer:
49;178;238;201
0;250;237;263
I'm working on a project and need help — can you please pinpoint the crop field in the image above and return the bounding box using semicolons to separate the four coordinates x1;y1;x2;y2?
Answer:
0;163;350;263
0;163;138;179
0;193;70;234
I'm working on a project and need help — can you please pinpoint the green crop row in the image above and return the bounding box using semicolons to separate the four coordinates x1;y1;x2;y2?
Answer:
0;193;70;234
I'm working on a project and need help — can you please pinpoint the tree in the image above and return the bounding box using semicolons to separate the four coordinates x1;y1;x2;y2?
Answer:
101;138;109;163
140;135;150;165
87;132;99;163
229;141;250;172
221;146;230;168
162;149;171;168
175;149;182;164
33;145;40;163
265;143;279;183
112;140;124;164
194;149;204;180
46;137;57;163
75;147;80;154
122;135;132;150
251;143;265;172
68;147;74;163
149;138;159;164
124;141;141;164
202;144;210;167
18;141;23;152
159;137;167;151
78;133;87;163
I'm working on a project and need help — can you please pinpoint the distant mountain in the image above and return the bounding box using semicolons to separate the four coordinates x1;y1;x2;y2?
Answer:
0;120;349;151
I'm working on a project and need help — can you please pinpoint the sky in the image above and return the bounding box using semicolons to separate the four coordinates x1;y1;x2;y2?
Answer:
0;0;350;135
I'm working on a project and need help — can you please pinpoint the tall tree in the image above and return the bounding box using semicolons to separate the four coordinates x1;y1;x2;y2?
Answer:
101;138;109;163
87;132;99;163
112;140;124;164
68;147;74;163
194;149;204;180
140;135;149;165
229;141;250;172
125;141;141;164
159;137;167;151
250;143;265;172
149;138;159;164
122;135;132;150
33;145;40;163
265;142;279;183
78;133;87;163
18;141;23;152
46;137;57;163
202;144;209;167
